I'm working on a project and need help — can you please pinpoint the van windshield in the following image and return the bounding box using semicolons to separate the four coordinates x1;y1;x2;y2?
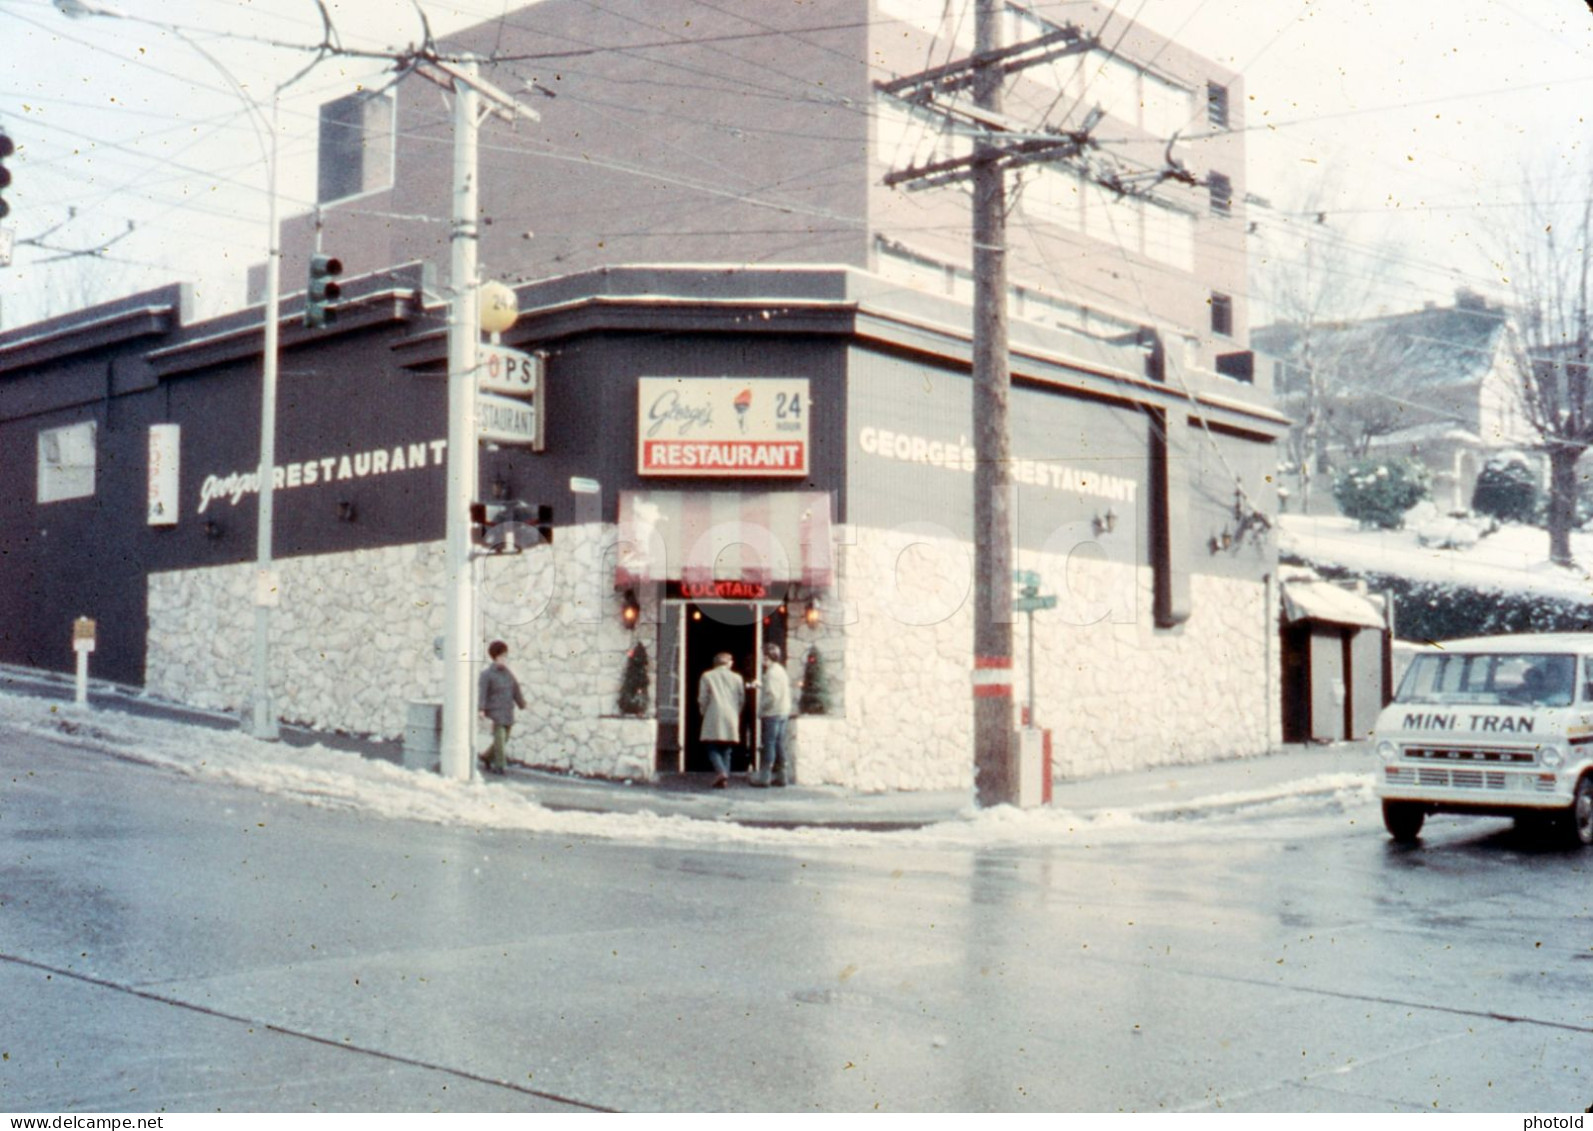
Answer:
1396;652;1577;707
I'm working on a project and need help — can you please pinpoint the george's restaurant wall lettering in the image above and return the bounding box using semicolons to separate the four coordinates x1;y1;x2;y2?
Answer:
197;439;448;514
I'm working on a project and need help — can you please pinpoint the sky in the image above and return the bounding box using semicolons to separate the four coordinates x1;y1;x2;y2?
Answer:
0;0;1589;330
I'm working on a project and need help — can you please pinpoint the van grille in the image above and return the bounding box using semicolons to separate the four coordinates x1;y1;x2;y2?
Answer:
1389;766;1511;790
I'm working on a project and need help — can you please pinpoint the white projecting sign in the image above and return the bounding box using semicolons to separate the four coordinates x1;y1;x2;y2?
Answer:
637;377;809;477
476;344;544;449
477;392;543;448
478;343;542;398
147;423;180;526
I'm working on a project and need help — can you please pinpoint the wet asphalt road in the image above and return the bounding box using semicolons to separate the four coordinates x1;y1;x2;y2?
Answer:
3;728;1591;1113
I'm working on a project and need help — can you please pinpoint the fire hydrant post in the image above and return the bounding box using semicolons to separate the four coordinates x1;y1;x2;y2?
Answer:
71;617;96;707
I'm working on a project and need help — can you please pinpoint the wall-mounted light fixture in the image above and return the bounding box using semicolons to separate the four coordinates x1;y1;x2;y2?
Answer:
804;597;822;628
336;500;358;523
202;519;224;540
1092;506;1118;536
491;473;513;501
620;588;640;629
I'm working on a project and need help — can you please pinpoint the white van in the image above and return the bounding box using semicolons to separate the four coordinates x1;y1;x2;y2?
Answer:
1373;633;1593;847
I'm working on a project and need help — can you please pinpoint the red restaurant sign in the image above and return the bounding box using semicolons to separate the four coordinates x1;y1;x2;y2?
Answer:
638;377;810;477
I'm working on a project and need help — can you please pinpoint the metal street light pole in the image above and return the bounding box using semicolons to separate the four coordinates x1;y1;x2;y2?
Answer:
251;95;284;740
58;3;290;740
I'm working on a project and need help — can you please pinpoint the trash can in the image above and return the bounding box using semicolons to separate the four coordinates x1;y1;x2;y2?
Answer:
1017;727;1053;808
403;700;442;771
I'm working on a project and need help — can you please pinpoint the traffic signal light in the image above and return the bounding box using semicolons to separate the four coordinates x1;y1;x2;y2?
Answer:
305;253;343;328
0;131;14;220
469;500;553;553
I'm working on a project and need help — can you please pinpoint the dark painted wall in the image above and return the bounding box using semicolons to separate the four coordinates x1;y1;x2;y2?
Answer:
1;303;448;685
482;328;849;527
1;296;853;686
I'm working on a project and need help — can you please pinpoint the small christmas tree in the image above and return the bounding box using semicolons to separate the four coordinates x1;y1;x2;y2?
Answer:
799;645;830;715
617;642;650;716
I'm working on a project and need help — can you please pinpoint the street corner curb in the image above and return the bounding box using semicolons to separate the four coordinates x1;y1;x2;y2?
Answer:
1090;773;1377;823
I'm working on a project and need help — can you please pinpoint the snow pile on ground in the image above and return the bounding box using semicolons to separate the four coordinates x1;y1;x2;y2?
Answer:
1280;512;1593;602
0;690;1373;850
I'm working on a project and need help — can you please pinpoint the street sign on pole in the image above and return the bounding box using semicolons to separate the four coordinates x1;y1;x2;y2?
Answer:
1012;594;1057;613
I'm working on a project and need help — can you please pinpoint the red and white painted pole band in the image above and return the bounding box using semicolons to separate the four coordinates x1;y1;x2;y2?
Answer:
972;654;1012;698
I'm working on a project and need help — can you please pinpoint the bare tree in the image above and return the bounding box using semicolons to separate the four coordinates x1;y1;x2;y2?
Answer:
1253;186;1371;511
1498;168;1593;567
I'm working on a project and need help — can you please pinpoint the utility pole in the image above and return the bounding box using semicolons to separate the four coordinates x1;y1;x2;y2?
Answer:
877;7;1197;805
969;0;1015;806
439;55;482;783
423;54;541;783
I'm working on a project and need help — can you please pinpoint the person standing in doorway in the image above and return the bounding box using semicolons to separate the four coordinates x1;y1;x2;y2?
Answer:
478;639;527;777
751;642;793;787
697;651;744;789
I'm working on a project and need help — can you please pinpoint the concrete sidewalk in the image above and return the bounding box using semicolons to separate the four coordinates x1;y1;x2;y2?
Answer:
504;741;1370;830
2;665;1372;831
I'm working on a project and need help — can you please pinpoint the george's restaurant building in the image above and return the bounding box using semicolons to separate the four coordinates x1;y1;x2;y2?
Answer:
0;263;1287;792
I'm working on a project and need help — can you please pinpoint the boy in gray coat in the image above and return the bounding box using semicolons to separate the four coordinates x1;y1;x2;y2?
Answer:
478;639;527;776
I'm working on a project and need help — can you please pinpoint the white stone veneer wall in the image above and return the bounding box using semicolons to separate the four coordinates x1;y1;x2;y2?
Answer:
147;543;448;737
147;523;1279;791
146;528;654;779
791;525;1279;792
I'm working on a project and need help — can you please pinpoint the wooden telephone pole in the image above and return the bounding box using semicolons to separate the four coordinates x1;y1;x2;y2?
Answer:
969;0;1015;807
878;3;1199;805
882;2;1098;806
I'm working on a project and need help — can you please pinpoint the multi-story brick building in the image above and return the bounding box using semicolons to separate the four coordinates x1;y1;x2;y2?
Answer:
276;0;1250;374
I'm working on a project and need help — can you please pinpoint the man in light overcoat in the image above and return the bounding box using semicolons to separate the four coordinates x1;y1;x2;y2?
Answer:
697;651;744;789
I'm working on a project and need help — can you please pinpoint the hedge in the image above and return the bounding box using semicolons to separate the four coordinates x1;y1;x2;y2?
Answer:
1287;556;1593;643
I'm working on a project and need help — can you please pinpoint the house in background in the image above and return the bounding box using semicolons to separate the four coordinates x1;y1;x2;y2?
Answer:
1253;289;1535;515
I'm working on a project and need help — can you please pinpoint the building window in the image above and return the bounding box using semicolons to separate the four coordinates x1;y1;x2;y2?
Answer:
318;91;395;205
38;421;96;504
1142;202;1195;271
1142;72;1195;140
1207;82;1229;128
1210;292;1233;337
1208;171;1233;216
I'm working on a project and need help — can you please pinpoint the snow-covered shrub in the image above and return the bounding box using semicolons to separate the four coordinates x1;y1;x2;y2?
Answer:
1332;458;1431;530
1471;453;1539;524
1414;515;1488;550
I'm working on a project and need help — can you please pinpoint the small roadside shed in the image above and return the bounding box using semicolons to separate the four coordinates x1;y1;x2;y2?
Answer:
1279;571;1393;744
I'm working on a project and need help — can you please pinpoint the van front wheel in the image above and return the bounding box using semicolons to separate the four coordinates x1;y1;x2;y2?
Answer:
1382;800;1425;843
1560;776;1593;849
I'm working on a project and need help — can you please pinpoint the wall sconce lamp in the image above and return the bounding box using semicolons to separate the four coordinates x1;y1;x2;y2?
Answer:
620;588;641;629
1208;529;1234;554
202;519;224;540
1092;507;1118;536
804;597;822;628
491;474;513;501
336;500;358;523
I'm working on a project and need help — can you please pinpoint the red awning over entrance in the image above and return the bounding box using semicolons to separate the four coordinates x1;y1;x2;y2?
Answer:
616;491;834;589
